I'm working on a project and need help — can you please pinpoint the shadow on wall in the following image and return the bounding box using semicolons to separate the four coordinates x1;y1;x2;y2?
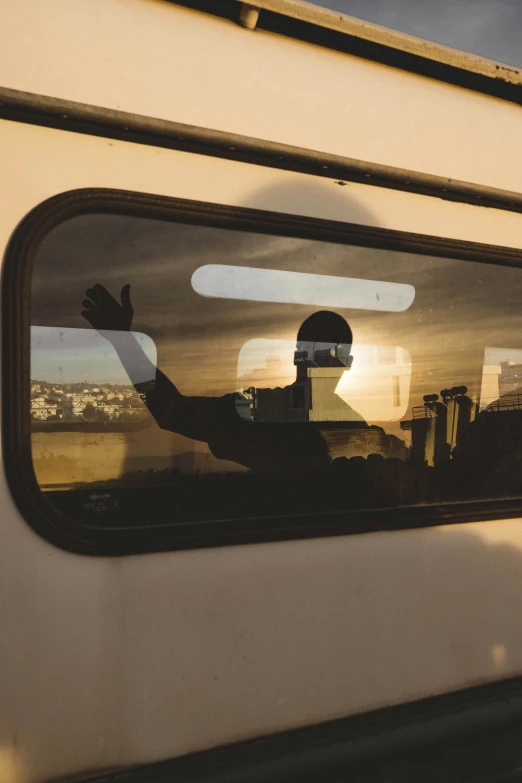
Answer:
243;178;380;225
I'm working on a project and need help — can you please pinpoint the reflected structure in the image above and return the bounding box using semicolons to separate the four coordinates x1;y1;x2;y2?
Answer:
30;326;156;423
402;386;476;467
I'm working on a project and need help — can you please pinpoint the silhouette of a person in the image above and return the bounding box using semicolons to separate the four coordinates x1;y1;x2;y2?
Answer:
81;284;366;472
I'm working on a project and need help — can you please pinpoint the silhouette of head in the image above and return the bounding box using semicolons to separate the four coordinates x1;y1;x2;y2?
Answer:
294;311;353;371
297;311;353;344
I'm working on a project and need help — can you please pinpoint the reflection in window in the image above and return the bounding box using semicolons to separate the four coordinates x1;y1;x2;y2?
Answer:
236;338;412;423
192;264;415;312
31;326;156;423
480;348;522;410
29;213;522;528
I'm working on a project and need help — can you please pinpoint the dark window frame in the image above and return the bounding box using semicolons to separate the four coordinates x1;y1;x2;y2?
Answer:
4;186;522;556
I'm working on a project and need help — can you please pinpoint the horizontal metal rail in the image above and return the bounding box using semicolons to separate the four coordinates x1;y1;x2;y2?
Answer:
171;0;522;104
2;86;522;215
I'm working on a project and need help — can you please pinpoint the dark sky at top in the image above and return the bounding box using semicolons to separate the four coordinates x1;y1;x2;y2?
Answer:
33;214;522;409
311;0;522;68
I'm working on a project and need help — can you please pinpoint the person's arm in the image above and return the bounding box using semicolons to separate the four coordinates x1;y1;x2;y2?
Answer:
81;284;215;441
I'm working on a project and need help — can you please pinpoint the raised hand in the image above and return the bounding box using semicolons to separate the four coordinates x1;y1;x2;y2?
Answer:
81;284;134;332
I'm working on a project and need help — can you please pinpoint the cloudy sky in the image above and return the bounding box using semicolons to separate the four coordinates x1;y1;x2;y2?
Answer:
32;214;522;422
312;0;522;68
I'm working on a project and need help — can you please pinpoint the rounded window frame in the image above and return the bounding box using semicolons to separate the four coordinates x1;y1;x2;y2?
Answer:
5;187;522;556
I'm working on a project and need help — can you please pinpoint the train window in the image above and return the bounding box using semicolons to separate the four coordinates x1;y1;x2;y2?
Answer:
7;192;522;553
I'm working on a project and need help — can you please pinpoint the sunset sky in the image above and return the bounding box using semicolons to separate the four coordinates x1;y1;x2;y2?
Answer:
31;211;522;431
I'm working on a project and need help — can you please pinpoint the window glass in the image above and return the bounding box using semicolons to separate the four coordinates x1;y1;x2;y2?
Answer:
30;213;522;528
31;326;155;421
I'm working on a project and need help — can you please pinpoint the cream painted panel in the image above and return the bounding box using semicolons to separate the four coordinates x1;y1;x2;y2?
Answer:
112;520;522;761
1;0;522;192
3;479;522;781
2;120;522;781
2;120;522;252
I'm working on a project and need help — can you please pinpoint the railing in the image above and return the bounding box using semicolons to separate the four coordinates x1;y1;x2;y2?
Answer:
485;394;522;412
412;406;435;419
